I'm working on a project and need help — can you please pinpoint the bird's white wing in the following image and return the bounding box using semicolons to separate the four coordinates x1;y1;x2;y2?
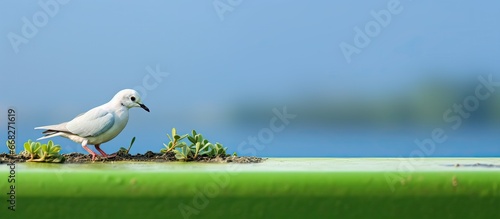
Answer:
66;107;115;137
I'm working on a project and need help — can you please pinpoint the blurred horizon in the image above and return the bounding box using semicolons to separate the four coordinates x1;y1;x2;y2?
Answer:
1;1;500;157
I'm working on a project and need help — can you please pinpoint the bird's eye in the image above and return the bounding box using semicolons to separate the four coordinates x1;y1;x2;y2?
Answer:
130;96;136;102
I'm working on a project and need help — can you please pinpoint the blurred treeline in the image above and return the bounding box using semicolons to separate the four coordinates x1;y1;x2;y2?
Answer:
229;74;500;130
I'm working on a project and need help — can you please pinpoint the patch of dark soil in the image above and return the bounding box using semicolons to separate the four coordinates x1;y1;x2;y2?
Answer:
0;153;27;163
0;151;265;164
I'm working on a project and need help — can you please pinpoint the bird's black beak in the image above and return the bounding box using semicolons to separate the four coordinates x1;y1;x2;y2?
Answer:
139;103;150;112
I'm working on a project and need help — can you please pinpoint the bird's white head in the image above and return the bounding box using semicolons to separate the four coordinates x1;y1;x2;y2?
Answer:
112;89;150;112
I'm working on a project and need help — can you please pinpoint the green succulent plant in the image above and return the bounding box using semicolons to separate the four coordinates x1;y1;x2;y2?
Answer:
211;142;228;157
22;140;64;163
161;128;188;154
161;129;229;161
187;130;213;158
173;144;192;161
23;140;42;161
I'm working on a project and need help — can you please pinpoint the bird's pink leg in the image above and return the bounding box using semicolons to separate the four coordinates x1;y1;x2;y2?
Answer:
82;145;97;161
95;144;116;158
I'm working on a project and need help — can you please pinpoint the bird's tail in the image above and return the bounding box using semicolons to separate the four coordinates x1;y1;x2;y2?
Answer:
36;132;65;141
34;123;70;141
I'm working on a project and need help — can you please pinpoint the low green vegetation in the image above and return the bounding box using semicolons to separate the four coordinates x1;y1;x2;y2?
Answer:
12;128;232;163
22;140;64;163
161;128;228;161
118;137;136;155
160;128;188;154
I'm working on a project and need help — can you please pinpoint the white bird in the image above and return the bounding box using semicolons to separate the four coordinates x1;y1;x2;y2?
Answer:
35;89;150;161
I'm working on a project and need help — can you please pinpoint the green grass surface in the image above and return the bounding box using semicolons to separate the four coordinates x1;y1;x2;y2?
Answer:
1;159;499;218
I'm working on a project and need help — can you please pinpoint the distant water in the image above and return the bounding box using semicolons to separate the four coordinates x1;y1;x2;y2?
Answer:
3;119;500;158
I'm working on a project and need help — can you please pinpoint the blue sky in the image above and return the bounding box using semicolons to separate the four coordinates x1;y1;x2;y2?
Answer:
1;1;500;156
